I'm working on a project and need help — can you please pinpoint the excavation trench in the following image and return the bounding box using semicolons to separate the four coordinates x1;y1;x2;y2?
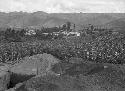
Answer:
8;72;35;89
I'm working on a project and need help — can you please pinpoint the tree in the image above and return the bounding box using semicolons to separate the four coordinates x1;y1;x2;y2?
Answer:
67;22;71;32
19;29;26;37
62;24;67;31
74;24;76;30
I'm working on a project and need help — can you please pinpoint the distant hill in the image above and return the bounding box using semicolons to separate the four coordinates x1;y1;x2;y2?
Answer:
0;12;125;29
42;17;68;27
82;14;116;25
105;18;125;31
0;11;48;28
50;13;125;25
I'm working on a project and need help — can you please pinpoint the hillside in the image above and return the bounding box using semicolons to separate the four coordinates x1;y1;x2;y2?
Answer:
50;13;125;25
0;12;125;29
105;18;125;31
42;17;68;27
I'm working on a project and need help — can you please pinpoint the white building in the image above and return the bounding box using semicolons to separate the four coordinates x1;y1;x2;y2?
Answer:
42;33;49;36
25;29;36;35
67;32;80;37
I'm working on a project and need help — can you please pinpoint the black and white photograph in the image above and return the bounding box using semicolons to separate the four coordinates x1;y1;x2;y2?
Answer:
0;0;125;91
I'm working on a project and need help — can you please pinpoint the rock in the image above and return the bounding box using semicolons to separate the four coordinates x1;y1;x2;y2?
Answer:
15;82;28;91
5;83;24;91
10;53;60;75
14;83;23;90
5;88;15;91
15;64;125;91
8;60;125;91
7;53;60;89
0;63;10;91
15;74;73;91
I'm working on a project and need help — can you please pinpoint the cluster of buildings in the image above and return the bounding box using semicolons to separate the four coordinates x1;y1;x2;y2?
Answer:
24;23;81;38
16;23;113;39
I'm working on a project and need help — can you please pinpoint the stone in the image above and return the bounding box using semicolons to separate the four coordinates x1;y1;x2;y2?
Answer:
15;65;125;91
7;53;60;90
5;83;24;91
0;63;10;91
10;53;60;75
5;55;125;91
7;60;125;91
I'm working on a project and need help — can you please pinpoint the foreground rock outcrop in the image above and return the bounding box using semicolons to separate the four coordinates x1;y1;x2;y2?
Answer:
10;60;125;91
0;64;10;91
10;53;60;75
5;53;60;89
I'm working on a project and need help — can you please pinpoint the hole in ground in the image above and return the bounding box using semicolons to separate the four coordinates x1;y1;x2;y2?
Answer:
8;72;35;89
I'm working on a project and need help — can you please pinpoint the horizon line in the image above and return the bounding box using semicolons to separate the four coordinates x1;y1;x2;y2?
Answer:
0;10;125;14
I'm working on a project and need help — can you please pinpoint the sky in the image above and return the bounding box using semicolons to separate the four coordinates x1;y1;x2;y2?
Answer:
0;0;125;13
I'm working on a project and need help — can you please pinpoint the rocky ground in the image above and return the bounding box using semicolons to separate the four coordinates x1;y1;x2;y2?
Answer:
1;54;125;91
0;53;60;91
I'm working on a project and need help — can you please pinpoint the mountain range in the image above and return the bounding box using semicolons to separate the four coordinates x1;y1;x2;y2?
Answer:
0;11;125;30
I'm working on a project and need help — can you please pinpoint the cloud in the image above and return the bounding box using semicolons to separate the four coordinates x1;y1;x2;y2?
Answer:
0;0;125;13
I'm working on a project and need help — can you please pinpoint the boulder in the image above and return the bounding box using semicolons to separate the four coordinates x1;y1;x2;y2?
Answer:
0;64;10;91
8;53;60;89
10;53;60;75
